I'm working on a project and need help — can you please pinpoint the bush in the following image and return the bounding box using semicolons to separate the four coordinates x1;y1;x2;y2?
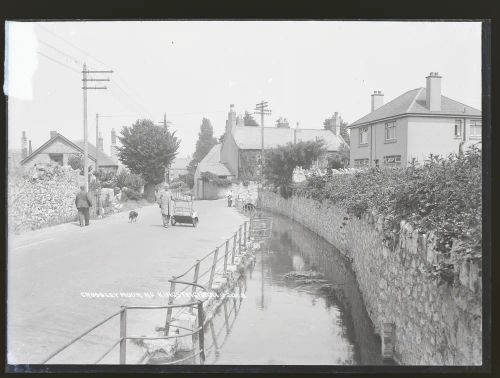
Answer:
294;146;482;281
200;171;232;188
121;187;142;201
95;169;118;188
116;169;145;191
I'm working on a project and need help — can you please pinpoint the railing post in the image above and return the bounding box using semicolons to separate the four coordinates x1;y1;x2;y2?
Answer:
232;233;237;264
208;248;219;290
119;306;127;365
164;278;176;335
223;240;229;275
238;226;242;253
190;260;200;314
197;300;206;364
244;221;247;245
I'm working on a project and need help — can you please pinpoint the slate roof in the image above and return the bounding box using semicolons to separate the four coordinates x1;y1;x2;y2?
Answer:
197;144;233;177
349;87;481;128
73;140;118;166
231;126;345;151
20;133;118;167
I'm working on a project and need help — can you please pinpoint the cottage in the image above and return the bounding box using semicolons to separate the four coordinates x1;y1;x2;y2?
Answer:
220;104;346;179
20;131;119;173
193;144;234;199
348;72;481;168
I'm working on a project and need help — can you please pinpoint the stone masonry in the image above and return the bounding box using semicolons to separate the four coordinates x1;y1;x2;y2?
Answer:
258;191;482;365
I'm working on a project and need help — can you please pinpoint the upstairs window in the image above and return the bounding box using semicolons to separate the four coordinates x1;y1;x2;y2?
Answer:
470;120;481;138
359;127;368;145
385;121;396;140
454;120;463;138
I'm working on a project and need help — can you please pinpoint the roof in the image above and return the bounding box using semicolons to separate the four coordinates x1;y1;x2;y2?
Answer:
231;126;345;151
170;157;190;170
197;144;233;177
72;140;118;166
20;133;118;167
349;87;481;128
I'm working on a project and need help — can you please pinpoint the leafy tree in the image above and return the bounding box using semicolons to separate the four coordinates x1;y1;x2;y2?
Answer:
192;118;217;164
185;118;218;189
264;140;326;198
117;119;180;201
243;111;259;126
68;154;83;173
275;117;290;128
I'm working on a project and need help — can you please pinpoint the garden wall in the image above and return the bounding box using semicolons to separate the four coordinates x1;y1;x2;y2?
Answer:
258;191;482;365
8;166;81;233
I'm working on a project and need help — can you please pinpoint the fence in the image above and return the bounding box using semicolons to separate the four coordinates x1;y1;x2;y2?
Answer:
41;220;252;365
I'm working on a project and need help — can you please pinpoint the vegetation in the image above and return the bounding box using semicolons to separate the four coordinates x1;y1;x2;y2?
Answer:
294;146;482;281
186;118;218;188
200;171;232;188
243;111;259;126
117;119;180;201
263;140;326;198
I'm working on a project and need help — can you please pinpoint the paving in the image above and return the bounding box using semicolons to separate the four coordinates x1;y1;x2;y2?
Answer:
8;199;246;364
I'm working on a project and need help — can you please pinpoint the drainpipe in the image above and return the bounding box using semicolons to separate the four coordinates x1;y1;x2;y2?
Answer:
370;124;373;166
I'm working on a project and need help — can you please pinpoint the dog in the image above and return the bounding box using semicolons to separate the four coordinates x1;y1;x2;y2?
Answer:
128;210;138;222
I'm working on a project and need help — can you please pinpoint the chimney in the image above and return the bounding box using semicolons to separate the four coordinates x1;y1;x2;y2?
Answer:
29;140;32;155
21;131;27;159
426;72;442;111
371;91;384;112
226;104;237;132
98;131;104;151
50;130;57;138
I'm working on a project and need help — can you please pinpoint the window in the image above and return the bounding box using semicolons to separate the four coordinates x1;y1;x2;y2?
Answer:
384;155;401;168
385;121;396;140
49;153;63;166
359;127;368;145
454;120;462;138
354;158;369;169
470;120;481;138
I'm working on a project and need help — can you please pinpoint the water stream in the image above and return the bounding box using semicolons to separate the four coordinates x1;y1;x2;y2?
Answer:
199;211;384;365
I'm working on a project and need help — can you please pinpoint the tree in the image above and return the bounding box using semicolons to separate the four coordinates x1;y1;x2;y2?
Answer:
117;119;180;201
339;121;350;146
276;117;290;128
264;140;326;198
185;118;218;189
243;111;259;126
67;154;93;174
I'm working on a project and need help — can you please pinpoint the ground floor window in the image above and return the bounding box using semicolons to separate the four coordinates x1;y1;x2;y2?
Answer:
470;120;481;138
354;158;369;169
383;155;401;168
49;153;63;165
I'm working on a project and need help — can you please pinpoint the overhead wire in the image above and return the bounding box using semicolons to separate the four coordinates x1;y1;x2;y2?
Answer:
36;51;80;74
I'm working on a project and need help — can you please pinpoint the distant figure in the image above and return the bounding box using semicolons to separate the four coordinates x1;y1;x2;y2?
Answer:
75;185;93;227
157;183;173;228
226;189;233;207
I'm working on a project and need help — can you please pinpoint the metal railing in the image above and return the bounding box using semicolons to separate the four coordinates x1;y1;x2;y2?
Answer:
41;220;251;365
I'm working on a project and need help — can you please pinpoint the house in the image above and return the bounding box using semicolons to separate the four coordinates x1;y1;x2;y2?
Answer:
348;72;481;169
193;144;234;199
220;104;347;179
20;131;119;173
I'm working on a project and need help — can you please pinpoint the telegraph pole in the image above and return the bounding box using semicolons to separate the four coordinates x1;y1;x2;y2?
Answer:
157;113;172;183
95;113;99;171
254;101;272;183
82;63;113;191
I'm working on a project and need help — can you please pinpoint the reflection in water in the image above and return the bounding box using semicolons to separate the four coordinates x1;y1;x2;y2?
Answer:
204;212;383;365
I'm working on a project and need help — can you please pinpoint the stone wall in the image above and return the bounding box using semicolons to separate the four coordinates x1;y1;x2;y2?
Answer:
258;191;482;365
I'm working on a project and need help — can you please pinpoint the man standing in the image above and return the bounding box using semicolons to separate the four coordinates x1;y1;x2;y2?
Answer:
226;189;233;207
157;183;172;228
75;185;93;227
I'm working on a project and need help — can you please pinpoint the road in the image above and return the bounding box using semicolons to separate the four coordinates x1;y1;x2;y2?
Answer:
7;199;246;364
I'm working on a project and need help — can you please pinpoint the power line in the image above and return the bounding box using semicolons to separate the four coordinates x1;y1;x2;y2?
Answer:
36;51;80;73
38;24;110;69
38;40;82;65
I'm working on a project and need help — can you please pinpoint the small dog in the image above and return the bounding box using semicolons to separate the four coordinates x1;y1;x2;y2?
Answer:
128;210;138;222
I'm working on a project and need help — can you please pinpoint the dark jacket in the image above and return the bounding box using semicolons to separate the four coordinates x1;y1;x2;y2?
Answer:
75;191;93;208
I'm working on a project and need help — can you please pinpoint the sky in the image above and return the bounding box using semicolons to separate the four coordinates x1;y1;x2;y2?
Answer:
5;21;482;158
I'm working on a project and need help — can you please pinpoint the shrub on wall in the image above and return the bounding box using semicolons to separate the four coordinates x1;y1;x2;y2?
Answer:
200;171;232;188
294;146;482;281
8;164;80;233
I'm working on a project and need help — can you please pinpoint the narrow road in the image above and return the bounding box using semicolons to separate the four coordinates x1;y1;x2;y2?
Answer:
8;199;246;364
